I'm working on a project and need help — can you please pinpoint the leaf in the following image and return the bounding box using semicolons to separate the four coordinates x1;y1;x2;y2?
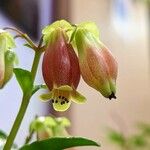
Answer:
129;135;147;147
107;129;125;146
19;137;100;150
13;68;33;94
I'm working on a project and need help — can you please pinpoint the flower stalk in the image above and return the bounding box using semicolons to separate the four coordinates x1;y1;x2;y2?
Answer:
3;37;43;150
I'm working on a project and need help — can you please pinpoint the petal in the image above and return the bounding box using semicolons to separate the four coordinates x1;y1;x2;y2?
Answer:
39;92;52;102
53;100;71;112
71;90;86;104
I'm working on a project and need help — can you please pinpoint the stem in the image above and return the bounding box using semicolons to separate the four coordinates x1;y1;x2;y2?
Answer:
3;51;42;150
3;27;37;50
3;94;30;150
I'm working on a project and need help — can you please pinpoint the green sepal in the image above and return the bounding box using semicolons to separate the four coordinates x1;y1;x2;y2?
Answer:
42;20;73;46
55;117;71;127
30;116;56;133
0;30;16;50
3;51;16;86
74;28;98;58
13;68;33;94
77;21;100;41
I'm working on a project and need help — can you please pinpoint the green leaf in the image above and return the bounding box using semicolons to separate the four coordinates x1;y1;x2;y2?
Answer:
3;50;16;86
13;68;33;94
129;135;147;147
19;137;100;150
107;129;125;147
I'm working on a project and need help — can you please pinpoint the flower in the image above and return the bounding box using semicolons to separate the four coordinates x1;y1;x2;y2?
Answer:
74;28;118;99
41;28;86;111
30;116;71;140
0;29;16;88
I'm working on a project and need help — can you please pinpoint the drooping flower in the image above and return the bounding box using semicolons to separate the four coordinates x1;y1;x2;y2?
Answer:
0;29;16;89
41;28;86;111
74;28;118;99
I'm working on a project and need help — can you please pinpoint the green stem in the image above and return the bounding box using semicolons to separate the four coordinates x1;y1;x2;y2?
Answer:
3;51;42;150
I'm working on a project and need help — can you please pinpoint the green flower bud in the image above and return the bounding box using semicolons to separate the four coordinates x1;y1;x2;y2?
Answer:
0;29;16;88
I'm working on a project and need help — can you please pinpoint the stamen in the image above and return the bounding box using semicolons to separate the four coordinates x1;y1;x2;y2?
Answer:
59;96;61;99
55;100;58;103
61;101;64;105
62;96;65;99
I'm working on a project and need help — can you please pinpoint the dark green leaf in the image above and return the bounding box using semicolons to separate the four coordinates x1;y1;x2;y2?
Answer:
19;137;100;150
13;68;33;94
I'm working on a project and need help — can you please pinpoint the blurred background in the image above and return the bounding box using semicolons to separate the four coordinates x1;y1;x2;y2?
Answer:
0;0;150;150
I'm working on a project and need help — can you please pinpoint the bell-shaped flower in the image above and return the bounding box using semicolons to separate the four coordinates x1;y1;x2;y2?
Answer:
74;28;118;99
41;28;86;111
0;29;16;88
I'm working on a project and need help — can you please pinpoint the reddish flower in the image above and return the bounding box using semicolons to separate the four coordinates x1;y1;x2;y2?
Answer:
42;29;86;111
75;28;118;99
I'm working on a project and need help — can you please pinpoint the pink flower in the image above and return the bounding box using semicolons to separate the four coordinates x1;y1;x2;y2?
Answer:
75;29;118;99
42;28;86;111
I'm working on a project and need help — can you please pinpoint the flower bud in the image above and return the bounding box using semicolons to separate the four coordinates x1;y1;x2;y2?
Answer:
42;28;86;111
75;28;118;99
0;30;16;88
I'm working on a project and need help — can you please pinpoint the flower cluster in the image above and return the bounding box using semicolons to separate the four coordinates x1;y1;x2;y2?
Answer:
41;20;118;111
